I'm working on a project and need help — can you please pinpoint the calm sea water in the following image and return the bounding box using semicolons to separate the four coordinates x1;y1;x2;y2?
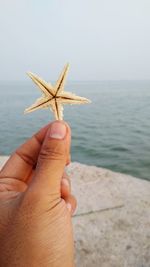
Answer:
0;80;150;181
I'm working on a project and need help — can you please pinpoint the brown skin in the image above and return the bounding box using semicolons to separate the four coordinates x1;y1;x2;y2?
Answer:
0;121;76;267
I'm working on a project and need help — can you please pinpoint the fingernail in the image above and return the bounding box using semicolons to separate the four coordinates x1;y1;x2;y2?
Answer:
61;178;69;187
50;122;66;139
66;203;72;212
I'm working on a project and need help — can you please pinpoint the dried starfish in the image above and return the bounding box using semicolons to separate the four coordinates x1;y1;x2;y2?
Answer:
24;64;91;120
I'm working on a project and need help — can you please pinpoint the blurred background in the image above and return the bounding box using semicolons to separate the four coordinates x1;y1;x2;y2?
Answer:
0;0;150;180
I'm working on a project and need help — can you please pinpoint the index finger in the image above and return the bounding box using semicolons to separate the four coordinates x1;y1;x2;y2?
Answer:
0;123;50;182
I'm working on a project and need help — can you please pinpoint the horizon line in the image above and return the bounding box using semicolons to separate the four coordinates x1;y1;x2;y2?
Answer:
0;79;150;82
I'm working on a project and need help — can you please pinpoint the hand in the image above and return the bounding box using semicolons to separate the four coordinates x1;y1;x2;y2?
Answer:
0;121;76;267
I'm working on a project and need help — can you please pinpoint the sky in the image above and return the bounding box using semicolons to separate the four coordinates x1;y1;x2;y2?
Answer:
0;0;150;81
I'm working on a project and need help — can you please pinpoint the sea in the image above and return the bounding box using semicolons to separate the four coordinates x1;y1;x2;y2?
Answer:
0;80;150;181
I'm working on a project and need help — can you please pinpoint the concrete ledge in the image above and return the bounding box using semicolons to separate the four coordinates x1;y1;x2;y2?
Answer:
0;157;150;267
0;156;8;168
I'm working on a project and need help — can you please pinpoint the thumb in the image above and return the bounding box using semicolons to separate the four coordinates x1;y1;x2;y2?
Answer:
27;121;70;198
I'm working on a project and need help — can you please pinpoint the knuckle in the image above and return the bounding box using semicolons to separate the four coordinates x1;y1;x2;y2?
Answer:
15;150;36;166
39;143;65;161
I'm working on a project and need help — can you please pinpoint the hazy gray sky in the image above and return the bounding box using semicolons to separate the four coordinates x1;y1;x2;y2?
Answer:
0;0;150;81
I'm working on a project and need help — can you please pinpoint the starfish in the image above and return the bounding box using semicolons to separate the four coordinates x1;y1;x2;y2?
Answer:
24;64;91;120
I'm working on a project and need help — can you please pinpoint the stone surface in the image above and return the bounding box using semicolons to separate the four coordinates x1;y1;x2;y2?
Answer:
0;156;8;168
0;157;150;267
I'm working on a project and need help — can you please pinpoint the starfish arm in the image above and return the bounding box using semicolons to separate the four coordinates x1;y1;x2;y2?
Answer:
27;72;55;97
54;64;69;95
50;99;64;120
60;91;91;105
24;97;52;114
56;99;64;120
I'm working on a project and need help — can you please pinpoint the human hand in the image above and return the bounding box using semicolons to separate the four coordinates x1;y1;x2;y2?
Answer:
0;121;76;267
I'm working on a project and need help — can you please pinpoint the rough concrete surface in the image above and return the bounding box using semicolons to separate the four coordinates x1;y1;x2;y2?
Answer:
0;157;150;267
